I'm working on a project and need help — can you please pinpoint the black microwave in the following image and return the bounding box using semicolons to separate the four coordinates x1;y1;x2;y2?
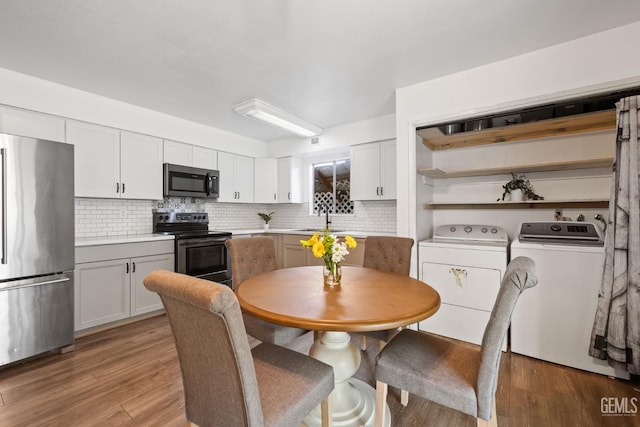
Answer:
163;163;219;199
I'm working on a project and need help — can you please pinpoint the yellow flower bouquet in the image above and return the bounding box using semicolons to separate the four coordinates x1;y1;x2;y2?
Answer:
300;230;357;286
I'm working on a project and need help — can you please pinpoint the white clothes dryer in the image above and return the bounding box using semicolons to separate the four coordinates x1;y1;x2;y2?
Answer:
418;224;508;348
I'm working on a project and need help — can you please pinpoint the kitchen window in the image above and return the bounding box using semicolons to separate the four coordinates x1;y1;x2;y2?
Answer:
311;159;354;215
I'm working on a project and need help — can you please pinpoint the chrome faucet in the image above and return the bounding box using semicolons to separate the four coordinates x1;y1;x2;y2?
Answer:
319;201;332;230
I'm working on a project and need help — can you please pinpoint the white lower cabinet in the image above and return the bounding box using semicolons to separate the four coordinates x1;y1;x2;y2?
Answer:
282;236;307;268
131;254;174;316
75;259;130;330
75;240;174;331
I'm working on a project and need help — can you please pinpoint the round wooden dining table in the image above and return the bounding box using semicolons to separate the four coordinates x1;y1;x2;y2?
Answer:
237;265;441;427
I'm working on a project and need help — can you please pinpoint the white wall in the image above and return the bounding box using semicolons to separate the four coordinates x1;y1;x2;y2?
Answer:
396;21;640;254
0;67;267;157
267;113;395;158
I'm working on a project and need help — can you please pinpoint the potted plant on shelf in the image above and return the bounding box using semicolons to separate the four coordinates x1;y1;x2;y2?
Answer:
498;173;544;202
258;212;275;230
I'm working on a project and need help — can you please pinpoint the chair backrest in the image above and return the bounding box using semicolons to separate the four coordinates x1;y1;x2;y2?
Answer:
144;270;264;426
476;256;538;419
363;236;414;275
225;237;278;290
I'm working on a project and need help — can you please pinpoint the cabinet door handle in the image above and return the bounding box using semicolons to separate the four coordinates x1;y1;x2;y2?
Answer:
380;186;383;196
126;262;129;274
132;262;136;273
376;187;380;196
274;193;276;200
116;182;120;193
288;192;291;200
122;183;125;193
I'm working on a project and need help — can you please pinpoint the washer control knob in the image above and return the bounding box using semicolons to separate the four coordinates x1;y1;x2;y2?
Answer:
491;228;498;234
481;227;488;233
464;226;472;233
449;226;456;233
551;224;562;232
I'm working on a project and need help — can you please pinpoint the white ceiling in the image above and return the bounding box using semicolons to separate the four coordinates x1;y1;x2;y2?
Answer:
1;1;640;142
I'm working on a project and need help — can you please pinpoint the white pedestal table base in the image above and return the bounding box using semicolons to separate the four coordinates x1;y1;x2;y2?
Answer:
302;331;390;427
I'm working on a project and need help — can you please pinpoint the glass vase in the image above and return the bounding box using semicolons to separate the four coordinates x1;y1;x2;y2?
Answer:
323;262;342;287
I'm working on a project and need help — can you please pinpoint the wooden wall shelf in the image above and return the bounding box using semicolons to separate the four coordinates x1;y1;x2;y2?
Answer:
417;158;613;179
418;110;616;151
423;200;609;210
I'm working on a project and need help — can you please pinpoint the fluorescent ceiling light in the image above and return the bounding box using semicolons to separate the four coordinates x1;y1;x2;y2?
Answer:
232;98;322;137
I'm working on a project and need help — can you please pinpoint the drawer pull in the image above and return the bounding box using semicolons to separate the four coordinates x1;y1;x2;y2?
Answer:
450;268;467;286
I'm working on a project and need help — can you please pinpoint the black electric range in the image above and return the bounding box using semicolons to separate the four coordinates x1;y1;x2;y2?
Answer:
153;211;232;286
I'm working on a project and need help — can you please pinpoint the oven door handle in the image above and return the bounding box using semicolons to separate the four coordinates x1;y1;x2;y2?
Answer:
177;237;230;246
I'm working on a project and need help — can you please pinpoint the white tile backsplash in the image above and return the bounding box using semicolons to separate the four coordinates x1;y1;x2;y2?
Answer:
263;201;397;232
75;198;153;238
75;198;397;238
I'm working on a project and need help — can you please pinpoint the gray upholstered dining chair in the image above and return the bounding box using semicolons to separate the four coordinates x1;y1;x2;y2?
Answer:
356;236;414;351
226;237;307;345
144;270;334;427
374;256;537;427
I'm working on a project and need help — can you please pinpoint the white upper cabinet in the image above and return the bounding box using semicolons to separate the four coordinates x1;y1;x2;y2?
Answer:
379;140;397;199
163;140;193;166
192;146;218;170
120;131;163;200
164;140;218;170
0;106;66;142
235;154;254;203
69;121;121;198
278;156;304;203
350;140;396;200
254;158;278;203
218;152;254;203
69;120;162;199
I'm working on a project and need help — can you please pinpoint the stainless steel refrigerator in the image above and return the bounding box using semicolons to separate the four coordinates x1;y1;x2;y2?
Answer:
0;133;74;366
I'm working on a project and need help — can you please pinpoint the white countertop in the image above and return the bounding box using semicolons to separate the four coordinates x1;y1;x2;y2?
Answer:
75;233;174;247
75;229;395;247
235;229;395;238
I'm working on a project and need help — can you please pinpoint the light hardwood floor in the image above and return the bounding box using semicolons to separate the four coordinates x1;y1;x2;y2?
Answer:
0;314;638;426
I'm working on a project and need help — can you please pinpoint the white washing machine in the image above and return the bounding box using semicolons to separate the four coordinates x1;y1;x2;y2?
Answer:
418;224;508;348
510;221;629;379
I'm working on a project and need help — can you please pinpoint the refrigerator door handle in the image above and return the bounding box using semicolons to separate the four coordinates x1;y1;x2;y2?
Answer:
1;147;6;265
0;276;70;292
